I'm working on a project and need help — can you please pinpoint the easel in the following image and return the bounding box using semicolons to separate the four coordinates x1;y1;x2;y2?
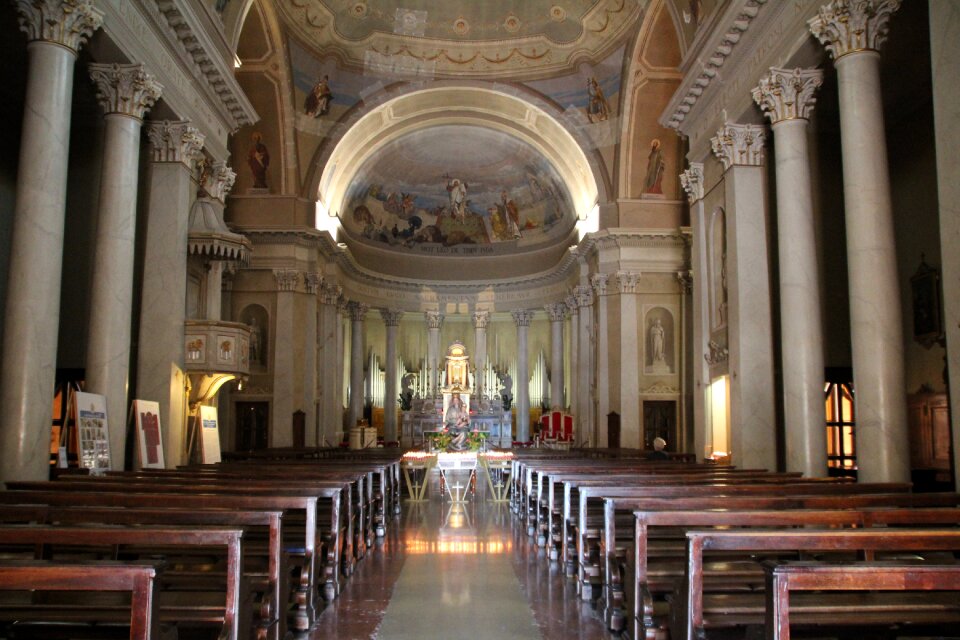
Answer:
54;382;83;472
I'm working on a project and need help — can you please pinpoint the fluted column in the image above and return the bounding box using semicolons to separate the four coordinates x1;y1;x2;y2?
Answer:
617;272;641;449
711;123;777;471
576;286;595;446
84;63;161;469
271;270;299;447
566;293;580;422
318;284;342;445
137;121;204;468
0;1;103;482
512;310;535;442
589;277;609;447
381;309;403;443
348;302;369;428
303;273;321;447
545;303;568;411
473;311;489;398
425;311;443;396
753;67;828;477
681;163;708;461
810;0;908;483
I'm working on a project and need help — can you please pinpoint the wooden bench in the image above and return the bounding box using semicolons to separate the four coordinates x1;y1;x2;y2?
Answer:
0;561;160;640
0;504;285;640
0;525;244;640
680;528;960;640
765;561;960;640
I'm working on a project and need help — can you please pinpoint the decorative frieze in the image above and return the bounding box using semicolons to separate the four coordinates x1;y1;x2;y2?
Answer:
146;120;205;165
752;67;824;124
711;123;766;170
590;273;609;297
705;339;730;365
14;0;103;52
809;0;901;60
511;309;535;327
679;163;704;204
380;309;404;326
472;310;490;329
615;271;640;295
425;310;444;330
304;272;322;295
273;269;300;292
89;63;162;120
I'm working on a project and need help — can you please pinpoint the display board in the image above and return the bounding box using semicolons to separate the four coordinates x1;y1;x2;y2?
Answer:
74;391;110;474
133;399;165;469
199;405;222;464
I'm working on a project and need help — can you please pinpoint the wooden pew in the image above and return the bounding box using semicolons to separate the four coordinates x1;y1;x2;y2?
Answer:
0;504;285;640
0;525;244;640
680;528;960;640
765;561;960;640
0;490;323;631
0;561;160;640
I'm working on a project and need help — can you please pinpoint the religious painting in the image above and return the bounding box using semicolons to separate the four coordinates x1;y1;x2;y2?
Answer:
910;257;942;348
133;399;164;469
304;74;332;118
340;125;574;254
641;138;667;196
289;39;364;134
247;132;270;190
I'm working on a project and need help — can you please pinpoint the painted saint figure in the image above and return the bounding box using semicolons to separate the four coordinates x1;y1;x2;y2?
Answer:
247;132;269;189
586;77;610;123
304;74;332;117
501;190;522;239
643;139;666;194
446;178;468;221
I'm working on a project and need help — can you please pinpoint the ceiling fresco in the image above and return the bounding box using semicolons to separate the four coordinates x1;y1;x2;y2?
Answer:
340;125;575;256
276;0;646;78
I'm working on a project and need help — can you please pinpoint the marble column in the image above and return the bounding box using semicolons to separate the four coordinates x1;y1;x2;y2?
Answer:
318;284;342;445
0;1;102;482
512;310;535;442
304;273;321;447
753;67;829;477
85;63;161;470
425;311;443;396
589;277;609;446
566;294;580;422
681;164;707;461
336;298;348;438
929;0;960;490
473;311;489;398
271;270;299;447
137;121;204;469
617;272;641;449
576;286;595;447
348;302;369;428
545;303;568;411
810;0;909;483
381;309;403;443
711;123;777;471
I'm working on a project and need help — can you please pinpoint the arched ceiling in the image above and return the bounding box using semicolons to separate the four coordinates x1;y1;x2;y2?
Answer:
274;0;647;79
318;86;600;281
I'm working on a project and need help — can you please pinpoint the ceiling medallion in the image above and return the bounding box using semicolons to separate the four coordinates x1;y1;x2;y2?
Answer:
503;13;521;33
550;6;567;22
350;2;368;19
453;17;470;37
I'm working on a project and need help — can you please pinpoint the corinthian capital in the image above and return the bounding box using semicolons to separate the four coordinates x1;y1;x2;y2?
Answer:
544;303;567;322
679;163;704;204
711;123;765;170
809;0;900;60
472;310;490;329
146;120;205;165
590;273;609;297
616;271;640;294
15;0;103;52
575;285;594;308
425;310;444;330
304;272;322;295
319;283;342;305
89;63;162;120
511;309;535;327
753;67;824;124
380;309;404;326
348;301;369;322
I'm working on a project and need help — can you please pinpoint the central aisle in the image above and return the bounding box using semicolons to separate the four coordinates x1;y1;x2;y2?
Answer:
308;468;612;639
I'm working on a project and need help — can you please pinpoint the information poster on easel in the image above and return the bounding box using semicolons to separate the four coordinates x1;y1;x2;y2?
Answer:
199;405;222;464
74;391;111;474
133;400;165;469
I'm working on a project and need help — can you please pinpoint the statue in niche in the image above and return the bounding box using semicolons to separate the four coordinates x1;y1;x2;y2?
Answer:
248;316;264;366
650;318;665;364
399;373;415;411
247;132;269;190
444;395;471;451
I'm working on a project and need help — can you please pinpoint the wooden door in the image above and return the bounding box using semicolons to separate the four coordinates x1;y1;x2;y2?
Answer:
236;402;269;452
643;401;676;451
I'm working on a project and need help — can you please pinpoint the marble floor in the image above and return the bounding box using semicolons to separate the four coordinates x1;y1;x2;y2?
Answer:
307;469;612;640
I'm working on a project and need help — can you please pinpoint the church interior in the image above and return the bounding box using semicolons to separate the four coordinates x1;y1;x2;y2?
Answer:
0;1;959;639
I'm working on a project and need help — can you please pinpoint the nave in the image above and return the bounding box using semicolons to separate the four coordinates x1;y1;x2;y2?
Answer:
308;470;610;640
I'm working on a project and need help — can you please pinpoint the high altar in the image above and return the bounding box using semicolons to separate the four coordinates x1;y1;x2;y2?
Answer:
401;341;512;448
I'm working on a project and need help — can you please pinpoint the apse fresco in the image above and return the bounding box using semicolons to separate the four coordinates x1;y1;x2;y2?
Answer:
341;125;574;254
